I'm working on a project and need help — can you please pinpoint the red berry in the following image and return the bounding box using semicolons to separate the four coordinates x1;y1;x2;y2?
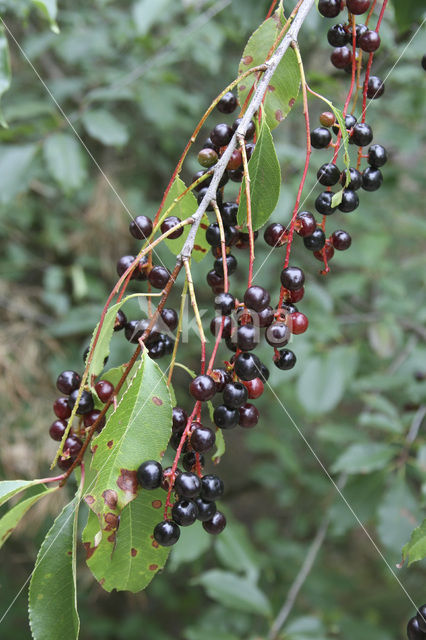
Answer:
346;0;371;15
95;380;114;403
83;410;106;432
53;397;72;420
243;378;264;399
227;149;242;171
49;419;68;441
239;403;259;428
289;312;309;335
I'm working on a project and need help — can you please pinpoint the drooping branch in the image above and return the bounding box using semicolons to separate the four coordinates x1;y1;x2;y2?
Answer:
178;0;316;261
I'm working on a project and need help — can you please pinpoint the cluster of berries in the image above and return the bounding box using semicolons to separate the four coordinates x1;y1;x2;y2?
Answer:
137;459;225;547
407;605;426;640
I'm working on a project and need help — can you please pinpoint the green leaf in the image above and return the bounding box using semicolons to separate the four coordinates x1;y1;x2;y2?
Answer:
402;519;426;566
32;0;59;33
0;144;38;204
237;117;281;230
169;521;211;572
0;27;11;128
377;476;418;553
212;428;225;462
132;0;170;36
29;494;80;640
332;443;395;475
84;351;172;575
214;518;259;582
82;109;129;147
83;489;170;592
296;346;358;414
286;616;328;640
238;12;300;130
43;133;87;192
0;486;57;549
194;570;271;617
161;177;208;262
0;479;49;507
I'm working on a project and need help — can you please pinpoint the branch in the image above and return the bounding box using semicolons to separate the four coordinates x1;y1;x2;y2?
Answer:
268;474;347;640
178;0;316;260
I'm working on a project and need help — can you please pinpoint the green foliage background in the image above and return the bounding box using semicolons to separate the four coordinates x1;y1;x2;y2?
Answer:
0;1;425;638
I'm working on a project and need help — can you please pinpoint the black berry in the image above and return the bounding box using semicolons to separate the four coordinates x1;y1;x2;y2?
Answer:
368;144;387;168
351;123;373;147
210;123;233;147
213;254;237;277
366;76;385;99
265;322;291;348
295;211;317;237
280;266;305;290
195;497;217;522
346;0;371;13
217;91;238;114
315;191;337;215
303;228;325;251
190;423;216;452
129;215;153;240
338;189;359;213
264;222;286;247
153;520;180;546
148;266;171;289
214;293;235;316
171;499;198;526
234;352;261;381
49;419;67;441
189;375;216;401
161;216;183;239
161;308;178;331
213;405;239;429
311;127;331;149
331;46;352;69
340;167;362;190
327;24;349;47
331;229;352;250
318;0;341;18
200;474;224;501
203;511;226;535
239;403;259;428
274;349;297;370
223;382;248;409
243;285;270;312
362;167;383;191
317;163;340;186
137;460;163;489
174;472;201;499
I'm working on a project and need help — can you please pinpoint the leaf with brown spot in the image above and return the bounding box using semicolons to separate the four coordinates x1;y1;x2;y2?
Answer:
152;396;163;406
83;489;170;592
238;8;300;130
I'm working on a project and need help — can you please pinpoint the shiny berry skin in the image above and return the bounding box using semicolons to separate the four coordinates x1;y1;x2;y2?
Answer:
161;216;183;239
351;123;373;147
346;0;371;14
368;144;387;168
315;191;336;215
174;472;201;498
332;113;357;135
327;24;348;47
124;319;146;344
171;499;198;526
136;460;163;489
239;403;259;428
114;309;127;332
318;0;341;17
310;127;331;149
221;201;238;226
206;223;229;247
49;419;68;441
265;322;291;348
217;91;238;113
303;228;326;251
153;520;180;546
223;382;248;409
290;312;309;335
314;243;334;262
56;370;81;395
237;325;259;351
232;117;255;140
417;605;426;632
190;424;216;452
234;352;261;381
331;229;352;250
129;215;153;240
338;189;359;213
116;255;138;279
83;410;106;431
243;378;264;399
407;617;426;640
197;147;218;168
359;29;380;52
331;46;352;69
258;305;275;327
284;287;304;303
64;435;83;456
195;497;217;522
53;397;72;420
200;475;224;501
172;406;188;434
68;389;94;415
362;167;383;191
244;285;270;312
189;375;216;401
160;308;178;331
214;254;237;277
319;111;336;128
203;511;226;535
192;169;212;190
210;316;233;339
317;163;340;186
148;265;171;289
280;266;305;290
214;293;235;316
213;405;239;429
295;211;316;237
210;123;233;147
274;349;297;370
197;186;222;211
94;380;114;403
366;76;385;99
341;167;362;190
264;222;287;247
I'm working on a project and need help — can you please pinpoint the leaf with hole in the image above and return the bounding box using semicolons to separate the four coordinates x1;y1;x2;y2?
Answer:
237;117;281;230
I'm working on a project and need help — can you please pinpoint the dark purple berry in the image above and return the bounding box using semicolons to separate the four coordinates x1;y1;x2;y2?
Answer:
53;397;72;420
295;211;316;237
264;222;286;247
327;24;349;47
161;308;178;331
203;511;226;535
338;189;359;212
221;201;238;226
67;389;94;415
346;0;371;14
195;497;217;522
362;167;383;191
114;309;127;331
200;474;224;501
318;0;341;18
189;375;216;401
172;406;188;434
148;266;171;289
56;370;81;395
416;605;426;632
232;118;255;140
234;352;261;381
137;460;163;489
280;266;305;290
174;472;201;498
265;322;291;348
236;324;259;351
331;229;352;250
239;403;259;428
161;216;183;239
49;419;67;441
340;167;362;190
210;315;233;339
366;76;385;99
213;405;239;429
315;191;337;215
171;499;198;526
129;215;153;240
243;285;270;312
351;123;373;146
317;163;340;186
210;123;233;147
368;144;387;168
190;424;216;452
223;382;248;409
217;91;238;114
331;47;352;69
407;616;426;640
94;380;114;403
303;228;325;251
182;451;205;472
359;29;380;52
214;293;235;316
274;349;297;370
213;254;237;277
